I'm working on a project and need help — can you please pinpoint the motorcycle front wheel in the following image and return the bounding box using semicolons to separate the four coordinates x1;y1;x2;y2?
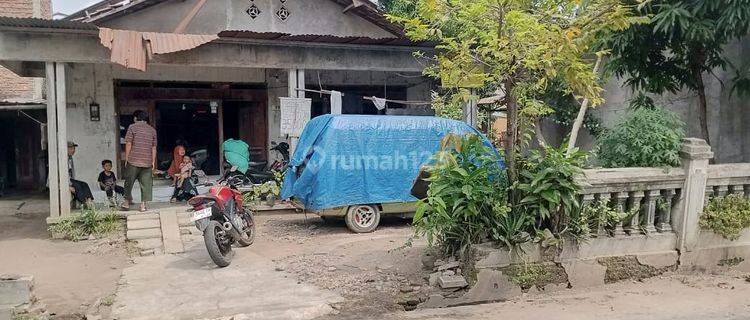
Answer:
235;212;256;247
204;220;233;267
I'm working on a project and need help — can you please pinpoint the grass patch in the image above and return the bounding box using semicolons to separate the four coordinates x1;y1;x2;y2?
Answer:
48;207;122;241
501;263;567;290
100;293;116;306
598;256;675;283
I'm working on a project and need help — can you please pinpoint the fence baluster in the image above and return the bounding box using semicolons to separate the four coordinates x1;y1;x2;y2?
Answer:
656;189;675;233
716;185;729;197
597;193;612;237
582;193;596;237
644;190;659;233
626;191;644;235
613;192;628;236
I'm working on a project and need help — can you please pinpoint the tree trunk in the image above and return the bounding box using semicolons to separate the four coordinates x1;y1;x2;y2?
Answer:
693;66;711;148
566;56;603;156
504;79;519;183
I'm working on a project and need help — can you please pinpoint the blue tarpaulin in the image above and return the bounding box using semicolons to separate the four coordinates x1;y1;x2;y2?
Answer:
280;115;502;211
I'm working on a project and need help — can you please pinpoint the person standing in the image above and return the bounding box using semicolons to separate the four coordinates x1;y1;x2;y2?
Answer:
122;110;157;212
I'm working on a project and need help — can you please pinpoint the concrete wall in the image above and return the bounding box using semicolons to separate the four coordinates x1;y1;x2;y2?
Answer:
65;63;118;189
587;39;750;163
99;0;395;38
101;0;228;34
227;0;396;38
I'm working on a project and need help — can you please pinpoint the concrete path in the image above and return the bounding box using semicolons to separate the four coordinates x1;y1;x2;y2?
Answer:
111;238;343;320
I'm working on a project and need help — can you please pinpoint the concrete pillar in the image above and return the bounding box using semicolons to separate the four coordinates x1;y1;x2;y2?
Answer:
286;69;306;154
45;62;60;222
45;62;71;223
463;90;478;128
674;138;713;253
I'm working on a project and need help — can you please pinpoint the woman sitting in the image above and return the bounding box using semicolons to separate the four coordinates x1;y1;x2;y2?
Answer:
167;145;186;186
170;155;197;202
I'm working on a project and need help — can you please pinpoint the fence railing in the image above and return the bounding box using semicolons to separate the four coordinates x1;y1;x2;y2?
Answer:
705;163;750;203
576;138;750;258
578;167;684;236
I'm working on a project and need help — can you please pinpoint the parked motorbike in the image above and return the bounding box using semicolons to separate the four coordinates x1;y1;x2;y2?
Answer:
187;172;255;267
246;142;290;184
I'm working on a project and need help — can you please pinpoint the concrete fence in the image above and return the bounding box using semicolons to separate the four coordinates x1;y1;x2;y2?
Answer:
574;138;750;269
442;138;750;308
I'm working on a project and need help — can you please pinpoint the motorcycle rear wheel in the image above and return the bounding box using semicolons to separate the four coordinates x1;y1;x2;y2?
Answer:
235;212;256;247
204;220;233;267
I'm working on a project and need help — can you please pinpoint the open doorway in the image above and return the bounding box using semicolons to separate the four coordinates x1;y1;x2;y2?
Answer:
155;101;220;175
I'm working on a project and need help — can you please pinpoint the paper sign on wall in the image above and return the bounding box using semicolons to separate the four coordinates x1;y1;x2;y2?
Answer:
279;97;312;137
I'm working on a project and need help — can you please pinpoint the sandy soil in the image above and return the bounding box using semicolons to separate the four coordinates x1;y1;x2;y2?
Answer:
0;195;131;317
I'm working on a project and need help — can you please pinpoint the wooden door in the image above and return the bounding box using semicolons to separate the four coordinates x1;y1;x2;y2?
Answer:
236;102;267;162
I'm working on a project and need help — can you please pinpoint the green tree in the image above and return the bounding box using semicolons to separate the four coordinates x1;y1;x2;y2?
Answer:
379;0;418;18
388;0;635;183
606;0;750;147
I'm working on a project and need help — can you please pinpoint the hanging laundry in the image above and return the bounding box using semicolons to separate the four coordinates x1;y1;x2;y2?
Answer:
372;97;387;110
330;90;343;115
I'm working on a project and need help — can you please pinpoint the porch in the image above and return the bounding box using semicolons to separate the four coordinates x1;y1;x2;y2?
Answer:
0;18;433;222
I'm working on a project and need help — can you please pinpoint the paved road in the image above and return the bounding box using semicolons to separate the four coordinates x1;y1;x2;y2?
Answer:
112;238;343;320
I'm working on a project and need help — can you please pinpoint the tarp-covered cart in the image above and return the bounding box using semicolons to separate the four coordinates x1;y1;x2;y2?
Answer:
281;115;499;233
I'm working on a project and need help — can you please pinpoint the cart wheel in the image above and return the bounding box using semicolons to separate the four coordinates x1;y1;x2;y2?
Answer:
345;204;380;233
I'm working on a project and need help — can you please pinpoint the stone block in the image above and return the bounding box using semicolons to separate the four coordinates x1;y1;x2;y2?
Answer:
459;269;521;304
0;307;11;320
562;260;605;288
126;228;162;240
636;251;679;268
126;219;160;230
418;294;447;309
0;275;33;307
126;213;159;221
436;261;460;271
160;211;185;254
134;238;163;250
428;272;440;287
438;275;468;289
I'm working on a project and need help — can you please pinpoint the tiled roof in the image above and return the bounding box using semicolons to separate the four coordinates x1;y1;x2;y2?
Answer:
218;30;433;47
0;16;97;30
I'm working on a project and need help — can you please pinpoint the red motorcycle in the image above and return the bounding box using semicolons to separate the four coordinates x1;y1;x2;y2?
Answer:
188;173;255;267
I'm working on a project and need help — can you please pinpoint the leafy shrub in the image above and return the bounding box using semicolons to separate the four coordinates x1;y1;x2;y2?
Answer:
413;134;508;258
597;107;685;168
49;208;121;240
700;194;750;240
579;201;638;237
516;145;587;235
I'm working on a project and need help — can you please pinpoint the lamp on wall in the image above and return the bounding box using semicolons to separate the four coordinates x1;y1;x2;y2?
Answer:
85;96;100;121
89;102;101;121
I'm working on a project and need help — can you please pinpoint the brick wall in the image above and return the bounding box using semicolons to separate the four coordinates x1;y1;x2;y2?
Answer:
0;0;51;102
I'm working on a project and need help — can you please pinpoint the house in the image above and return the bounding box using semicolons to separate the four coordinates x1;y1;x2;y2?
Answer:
0;0;51;193
0;0;436;221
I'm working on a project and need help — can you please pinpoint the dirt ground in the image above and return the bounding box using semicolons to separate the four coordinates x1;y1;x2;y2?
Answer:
0;195;131;317
3;198;750;320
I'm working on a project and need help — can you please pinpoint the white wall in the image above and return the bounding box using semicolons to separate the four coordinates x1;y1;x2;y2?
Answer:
65;63;118;189
228;0;396;38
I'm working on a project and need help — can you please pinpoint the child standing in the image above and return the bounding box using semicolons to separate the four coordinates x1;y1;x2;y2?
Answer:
98;160;125;206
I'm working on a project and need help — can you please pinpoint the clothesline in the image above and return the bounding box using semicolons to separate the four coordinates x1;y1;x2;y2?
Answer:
362;96;432;106
293;88;431;107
